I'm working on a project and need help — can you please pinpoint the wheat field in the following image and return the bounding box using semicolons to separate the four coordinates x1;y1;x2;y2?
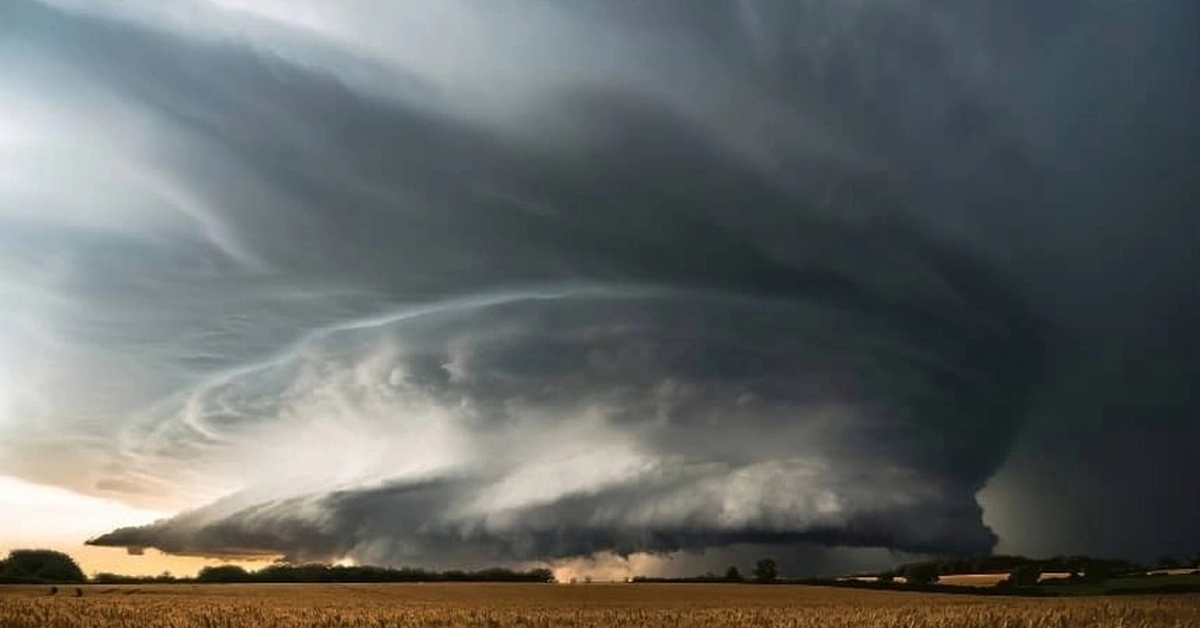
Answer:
0;583;1197;628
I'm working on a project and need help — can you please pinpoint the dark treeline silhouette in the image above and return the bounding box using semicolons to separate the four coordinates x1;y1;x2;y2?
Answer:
98;564;555;584
193;563;555;584
877;554;1143;584
631;558;773;584
630;552;1200;597
0;548;553;584
97;563;556;584
92;572;185;585
4;547;1197;589
0;550;86;584
838;553;1200;596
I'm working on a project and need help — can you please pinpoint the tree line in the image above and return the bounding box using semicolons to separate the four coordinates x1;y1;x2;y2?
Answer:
3;548;1197;586
876;553;1200;586
0;549;554;584
189;563;555;584
633;553;1200;588
633;558;779;583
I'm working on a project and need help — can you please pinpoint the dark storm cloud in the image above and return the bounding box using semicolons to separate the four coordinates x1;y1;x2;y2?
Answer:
4;0;1196;569
89;284;1041;562
91;468;991;564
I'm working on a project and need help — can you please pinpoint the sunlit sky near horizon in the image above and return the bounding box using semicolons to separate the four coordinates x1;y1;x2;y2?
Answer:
0;476;244;576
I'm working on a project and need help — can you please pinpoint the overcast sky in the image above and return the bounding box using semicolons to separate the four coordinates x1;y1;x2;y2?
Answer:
1;0;1196;578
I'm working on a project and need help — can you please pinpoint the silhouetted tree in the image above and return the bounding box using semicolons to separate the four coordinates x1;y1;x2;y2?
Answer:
92;573;148;584
1007;564;1041;587
196;565;251;583
752;558;778;583
902;562;939;586
724;566;743;582
877;572;895;584
1061;555;1089;578
0;550;86;583
528;569;555;584
1081;561;1113;583
231;563;554;584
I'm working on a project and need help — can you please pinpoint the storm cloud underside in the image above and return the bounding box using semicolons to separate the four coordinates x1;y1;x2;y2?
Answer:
1;0;1196;569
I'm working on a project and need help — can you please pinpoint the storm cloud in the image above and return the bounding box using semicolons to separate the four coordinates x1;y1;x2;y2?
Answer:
2;0;1195;570
88;284;1041;563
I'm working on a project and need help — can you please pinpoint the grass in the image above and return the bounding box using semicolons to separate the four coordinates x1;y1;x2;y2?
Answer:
1;583;1198;627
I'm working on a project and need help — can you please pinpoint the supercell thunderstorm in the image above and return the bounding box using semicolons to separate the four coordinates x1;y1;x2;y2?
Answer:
1;0;1195;568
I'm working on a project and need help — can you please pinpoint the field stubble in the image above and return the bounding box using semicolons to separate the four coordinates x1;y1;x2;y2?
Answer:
0;583;1197;628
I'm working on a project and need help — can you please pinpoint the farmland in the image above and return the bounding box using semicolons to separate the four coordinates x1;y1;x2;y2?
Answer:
1;583;1198;628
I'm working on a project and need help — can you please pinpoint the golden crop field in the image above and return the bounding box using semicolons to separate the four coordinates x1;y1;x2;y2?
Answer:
1;583;1197;628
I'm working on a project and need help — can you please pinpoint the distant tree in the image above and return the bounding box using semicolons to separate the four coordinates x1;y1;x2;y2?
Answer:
196;565;251;583
1007;564;1041;587
0;550;86;583
940;558;972;575
752;559;778;583
1157;555;1180;570
236;563;554;584
1062;555;1089;579
876;572;895;584
724;566;743;582
92;573;145;585
1081;561;1113;583
970;558;991;575
529;569;555;584
902;563;939;586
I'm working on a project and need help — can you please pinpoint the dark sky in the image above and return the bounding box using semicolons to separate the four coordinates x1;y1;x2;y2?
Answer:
1;0;1196;576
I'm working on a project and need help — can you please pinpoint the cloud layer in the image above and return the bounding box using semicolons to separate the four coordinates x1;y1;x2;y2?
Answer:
1;0;1195;568
89;285;1041;562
